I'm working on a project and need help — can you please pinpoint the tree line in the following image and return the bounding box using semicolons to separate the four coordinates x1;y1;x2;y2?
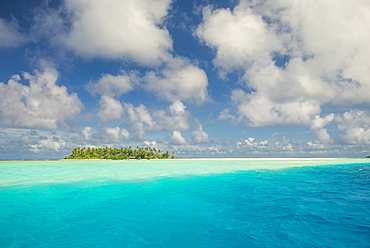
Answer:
64;147;175;160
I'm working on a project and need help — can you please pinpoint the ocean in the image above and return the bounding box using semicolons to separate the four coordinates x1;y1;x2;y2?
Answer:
0;159;369;247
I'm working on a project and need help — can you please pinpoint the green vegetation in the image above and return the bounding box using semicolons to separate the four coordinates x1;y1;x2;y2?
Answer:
366;156;370;158
64;147;175;160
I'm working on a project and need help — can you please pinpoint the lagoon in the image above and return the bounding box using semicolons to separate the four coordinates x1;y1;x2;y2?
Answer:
1;159;369;247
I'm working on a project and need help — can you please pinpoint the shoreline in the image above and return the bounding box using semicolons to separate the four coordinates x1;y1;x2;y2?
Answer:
0;157;342;162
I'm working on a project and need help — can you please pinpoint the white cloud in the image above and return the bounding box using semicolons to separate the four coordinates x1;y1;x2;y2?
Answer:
231;90;321;127
197;0;370;127
26;134;66;152
121;129;130;140
86;72;134;98
105;127;121;139
310;114;335;143
30;6;66;46
337;110;370;145
243;137;268;149
172;131;187;145
235;137;269;154
123;103;154;139
0;18;25;48
32;1;209;105
307;141;325;149
82;126;92;140
39;137;65;151
272;134;294;151
99;127;131;142
152;101;190;131
244;59;333;104
0;67;83;129
274;0;370;94
191;124;209;144
80;126;131;143
95;101;191;140
218;108;236;121
196;3;282;76
142;57;209;104
143;140;157;147
97;96;124;123
169;100;186;114
63;0;173;65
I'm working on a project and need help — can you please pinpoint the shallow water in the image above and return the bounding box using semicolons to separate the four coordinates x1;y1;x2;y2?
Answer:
1;159;369;247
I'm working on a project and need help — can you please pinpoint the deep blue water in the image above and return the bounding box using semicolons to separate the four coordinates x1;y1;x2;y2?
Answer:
0;160;369;247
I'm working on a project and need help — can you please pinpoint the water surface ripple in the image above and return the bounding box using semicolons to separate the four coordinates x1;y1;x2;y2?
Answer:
0;159;369;247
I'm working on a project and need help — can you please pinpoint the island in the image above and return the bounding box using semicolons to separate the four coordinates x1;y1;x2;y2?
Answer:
64;147;175;160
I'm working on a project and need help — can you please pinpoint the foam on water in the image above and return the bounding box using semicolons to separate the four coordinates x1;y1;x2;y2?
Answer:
1;159;369;247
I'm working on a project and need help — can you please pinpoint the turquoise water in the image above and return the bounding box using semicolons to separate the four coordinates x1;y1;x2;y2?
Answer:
0;159;369;247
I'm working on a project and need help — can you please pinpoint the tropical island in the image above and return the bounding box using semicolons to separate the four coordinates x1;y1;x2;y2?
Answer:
64;147;175;160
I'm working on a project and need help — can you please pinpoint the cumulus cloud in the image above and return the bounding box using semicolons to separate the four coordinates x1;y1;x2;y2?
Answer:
142;57;209;104
307;141;325;150
337;110;370;145
0;68;83;129
97;96;124;123
0;18;25;48
198;0;370;127
63;0;173;65
120;100;194;140
22;133;66;153
120;129;130;140
38;137;65;151
95;101;192;140
105;127;119;139
242;137;268;149
272;133;294;151
218;108;236;121
82;126;92;140
310;114;335;143
231;90;321;127
30;4;66;45
143;140;157;147
86;72;134;98
78;127;129;143
191;124;209;144
88;61;209;108
32;1;209;106
80;126;131;144
152;101;190;131
123;103;154;139
172;131;187;145
196;2;282;76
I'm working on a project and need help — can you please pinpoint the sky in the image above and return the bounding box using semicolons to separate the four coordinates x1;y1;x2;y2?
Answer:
0;0;370;159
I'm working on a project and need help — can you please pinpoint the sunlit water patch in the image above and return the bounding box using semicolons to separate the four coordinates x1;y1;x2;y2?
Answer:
1;159;369;247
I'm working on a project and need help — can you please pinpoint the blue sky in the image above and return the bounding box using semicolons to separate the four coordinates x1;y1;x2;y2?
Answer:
0;0;369;159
